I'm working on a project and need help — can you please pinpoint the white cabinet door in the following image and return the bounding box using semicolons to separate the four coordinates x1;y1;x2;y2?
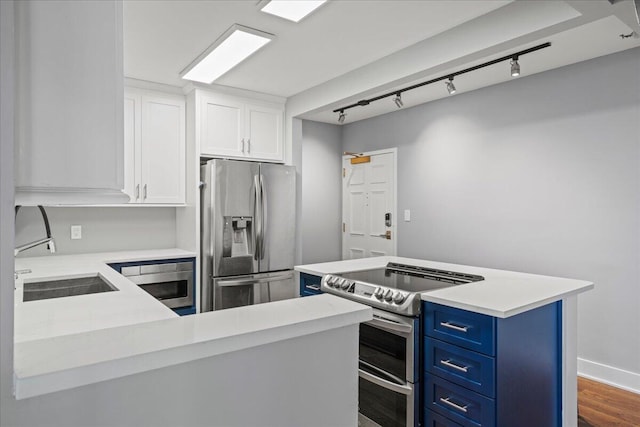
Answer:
15;0;127;205
245;103;283;161
200;94;244;158
123;89;141;202
123;88;185;205
140;94;186;204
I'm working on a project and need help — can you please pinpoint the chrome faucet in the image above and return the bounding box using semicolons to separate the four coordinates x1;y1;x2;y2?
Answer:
14;205;56;256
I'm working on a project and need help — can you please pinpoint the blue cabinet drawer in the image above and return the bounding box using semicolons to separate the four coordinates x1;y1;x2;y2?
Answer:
424;302;495;356
300;272;322;296
424;410;464;427
425;338;495;397
426;375;495;427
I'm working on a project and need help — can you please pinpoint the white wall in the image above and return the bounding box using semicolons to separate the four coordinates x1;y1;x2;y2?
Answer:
301;121;343;263
14;207;176;257
341;47;640;391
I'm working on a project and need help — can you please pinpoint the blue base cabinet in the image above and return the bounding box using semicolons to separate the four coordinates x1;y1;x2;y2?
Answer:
422;301;561;427
299;272;323;297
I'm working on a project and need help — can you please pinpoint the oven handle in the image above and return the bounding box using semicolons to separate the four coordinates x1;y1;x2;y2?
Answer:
358;367;413;396
367;315;413;334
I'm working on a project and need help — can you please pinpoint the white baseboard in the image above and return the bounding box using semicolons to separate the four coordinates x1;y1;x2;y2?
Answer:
578;358;640;394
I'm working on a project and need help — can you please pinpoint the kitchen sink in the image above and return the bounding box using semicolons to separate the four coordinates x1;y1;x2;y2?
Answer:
23;275;118;302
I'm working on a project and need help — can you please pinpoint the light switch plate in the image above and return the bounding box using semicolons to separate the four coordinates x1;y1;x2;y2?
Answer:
404;209;411;222
71;225;82;240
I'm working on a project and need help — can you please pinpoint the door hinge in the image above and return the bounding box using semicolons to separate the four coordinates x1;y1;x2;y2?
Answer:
342;223;345;232
343;168;345;177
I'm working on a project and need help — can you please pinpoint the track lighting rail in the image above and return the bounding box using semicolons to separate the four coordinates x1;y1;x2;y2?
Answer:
333;42;551;116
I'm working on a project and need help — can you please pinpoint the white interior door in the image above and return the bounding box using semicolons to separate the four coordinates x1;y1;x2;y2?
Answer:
342;149;397;259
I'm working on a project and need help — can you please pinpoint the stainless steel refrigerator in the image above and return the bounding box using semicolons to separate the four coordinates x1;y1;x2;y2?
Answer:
200;159;296;312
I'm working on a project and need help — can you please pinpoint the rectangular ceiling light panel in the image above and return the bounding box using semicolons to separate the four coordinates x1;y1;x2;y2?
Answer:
181;24;273;84
259;0;327;23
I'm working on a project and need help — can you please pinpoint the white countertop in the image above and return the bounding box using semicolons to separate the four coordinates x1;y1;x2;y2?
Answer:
14;294;371;399
14;249;196;342
13;250;372;400
295;256;594;318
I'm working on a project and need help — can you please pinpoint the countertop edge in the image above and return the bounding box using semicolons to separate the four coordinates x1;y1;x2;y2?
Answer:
421;282;595;318
14;295;372;400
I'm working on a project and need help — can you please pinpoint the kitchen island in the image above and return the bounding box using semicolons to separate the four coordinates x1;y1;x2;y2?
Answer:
8;250;372;427
295;256;593;427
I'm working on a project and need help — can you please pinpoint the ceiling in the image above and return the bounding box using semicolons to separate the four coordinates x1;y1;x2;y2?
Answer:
124;0;640;124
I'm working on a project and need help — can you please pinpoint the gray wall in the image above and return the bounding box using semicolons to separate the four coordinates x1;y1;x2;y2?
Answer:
301;120;343;263
3;325;360;427
1;1;17;425
15;207;176;257
342;48;640;387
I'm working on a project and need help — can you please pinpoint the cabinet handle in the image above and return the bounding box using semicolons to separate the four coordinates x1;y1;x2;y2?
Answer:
247;139;251;153
306;284;320;291
440;359;469;373
439;397;468;413
143;184;147;200
241;138;245;153
135;184;140;200
440;321;469;333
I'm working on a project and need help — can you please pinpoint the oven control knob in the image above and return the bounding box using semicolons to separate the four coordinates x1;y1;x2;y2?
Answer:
341;280;352;290
393;292;406;304
383;289;393;301
328;277;338;287
374;288;384;299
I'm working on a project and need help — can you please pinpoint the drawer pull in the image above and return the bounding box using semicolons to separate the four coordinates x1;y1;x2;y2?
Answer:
440;359;469;373
306;284;320;291
440;396;468;413
440;321;469;333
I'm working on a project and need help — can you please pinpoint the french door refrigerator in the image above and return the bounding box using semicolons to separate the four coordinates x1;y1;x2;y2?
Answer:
200;159;296;312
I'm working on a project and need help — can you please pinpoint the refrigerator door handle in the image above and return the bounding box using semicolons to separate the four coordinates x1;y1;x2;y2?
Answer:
216;272;294;287
253;174;261;261
259;174;267;260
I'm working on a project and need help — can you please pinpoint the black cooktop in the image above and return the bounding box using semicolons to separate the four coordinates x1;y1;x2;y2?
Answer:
337;262;484;293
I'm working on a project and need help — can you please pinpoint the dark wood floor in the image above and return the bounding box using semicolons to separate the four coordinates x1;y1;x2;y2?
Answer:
578;377;640;427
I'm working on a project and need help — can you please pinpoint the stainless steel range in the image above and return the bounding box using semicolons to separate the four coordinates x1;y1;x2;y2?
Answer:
321;262;484;317
321;262;484;427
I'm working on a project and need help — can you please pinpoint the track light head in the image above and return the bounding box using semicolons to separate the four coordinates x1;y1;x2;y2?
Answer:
511;57;520;77
394;93;403;108
446;77;456;95
338;110;346;124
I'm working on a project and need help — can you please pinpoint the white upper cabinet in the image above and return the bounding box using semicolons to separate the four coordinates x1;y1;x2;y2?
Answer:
198;91;284;162
124;88;186;204
245;103;284;161
15;0;128;205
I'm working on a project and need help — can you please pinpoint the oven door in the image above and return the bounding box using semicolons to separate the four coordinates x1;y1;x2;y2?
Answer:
358;308;418;427
126;268;193;309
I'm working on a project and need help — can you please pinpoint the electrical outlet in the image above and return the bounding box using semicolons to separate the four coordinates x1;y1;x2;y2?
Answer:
71;225;82;240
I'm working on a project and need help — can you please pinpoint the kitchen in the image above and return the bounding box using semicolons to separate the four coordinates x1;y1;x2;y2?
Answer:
1;1;639;426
